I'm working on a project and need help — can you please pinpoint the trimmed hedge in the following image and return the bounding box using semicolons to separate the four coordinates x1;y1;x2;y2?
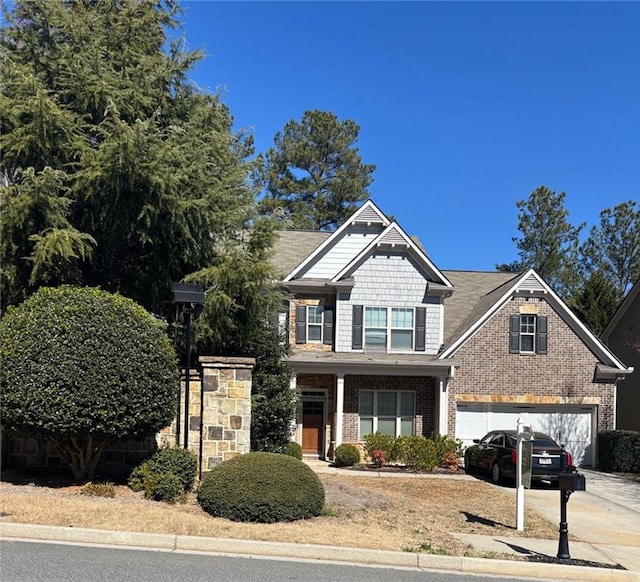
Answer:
284;441;303;460
0;286;179;481
334;444;360;467
197;452;325;523
597;430;640;473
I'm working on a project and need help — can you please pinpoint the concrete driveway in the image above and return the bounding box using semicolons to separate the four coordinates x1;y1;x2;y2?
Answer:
455;468;640;572
521;469;640;569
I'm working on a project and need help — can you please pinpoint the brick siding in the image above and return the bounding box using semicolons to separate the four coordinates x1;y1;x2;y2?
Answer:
447;296;616;435
343;374;437;443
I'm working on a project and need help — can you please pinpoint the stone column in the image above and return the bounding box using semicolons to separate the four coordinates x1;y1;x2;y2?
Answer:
198;356;255;473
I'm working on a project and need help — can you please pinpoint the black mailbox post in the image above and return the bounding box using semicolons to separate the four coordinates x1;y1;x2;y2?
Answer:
557;445;586;559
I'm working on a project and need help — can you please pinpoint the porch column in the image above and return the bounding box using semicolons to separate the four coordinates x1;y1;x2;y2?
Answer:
290;374;300;442
335;373;345;447
437;376;449;436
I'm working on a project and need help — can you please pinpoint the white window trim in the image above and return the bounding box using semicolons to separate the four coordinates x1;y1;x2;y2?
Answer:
307;305;324;343
520;314;536;353
364;307;414;352
359;390;415;439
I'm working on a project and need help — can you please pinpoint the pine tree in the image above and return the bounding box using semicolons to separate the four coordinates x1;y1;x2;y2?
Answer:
581;201;640;297
258;110;376;231
570;270;622;335
496;186;584;298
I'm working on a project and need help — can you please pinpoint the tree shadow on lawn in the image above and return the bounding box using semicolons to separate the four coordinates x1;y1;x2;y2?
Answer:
2;467;90;489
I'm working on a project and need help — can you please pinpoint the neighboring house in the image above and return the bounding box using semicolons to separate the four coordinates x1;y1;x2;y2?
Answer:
271;200;632;467
601;279;640;432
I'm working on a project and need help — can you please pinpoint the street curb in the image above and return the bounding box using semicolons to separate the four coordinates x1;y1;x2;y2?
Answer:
1;522;636;582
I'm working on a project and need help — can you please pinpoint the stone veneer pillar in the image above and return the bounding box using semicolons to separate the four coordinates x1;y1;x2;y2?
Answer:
158;355;255;475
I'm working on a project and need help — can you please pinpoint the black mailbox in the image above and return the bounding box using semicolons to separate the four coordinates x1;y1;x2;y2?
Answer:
559;472;586;492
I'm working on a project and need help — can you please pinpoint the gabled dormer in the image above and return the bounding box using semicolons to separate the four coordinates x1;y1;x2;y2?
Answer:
284;200;390;283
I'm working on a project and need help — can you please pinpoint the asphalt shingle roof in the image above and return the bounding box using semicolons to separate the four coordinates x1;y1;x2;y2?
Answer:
271;230;522;347
441;270;522;348
271;230;330;278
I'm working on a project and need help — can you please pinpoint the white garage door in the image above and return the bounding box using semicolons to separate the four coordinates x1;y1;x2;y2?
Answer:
456;403;595;467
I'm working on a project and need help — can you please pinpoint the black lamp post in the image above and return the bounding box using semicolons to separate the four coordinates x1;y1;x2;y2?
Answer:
171;282;204;450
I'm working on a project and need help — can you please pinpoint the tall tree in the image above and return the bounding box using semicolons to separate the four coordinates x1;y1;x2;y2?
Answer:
569;270;622;335
580;201;640;297
0;0;255;314
184;218;296;451
496;186;584;298
258;110;376;231
1;0;296;454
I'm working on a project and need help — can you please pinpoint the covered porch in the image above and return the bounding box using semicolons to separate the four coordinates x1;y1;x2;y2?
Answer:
287;352;457;460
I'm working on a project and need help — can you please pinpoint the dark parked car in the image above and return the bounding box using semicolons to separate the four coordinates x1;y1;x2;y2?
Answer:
464;429;571;485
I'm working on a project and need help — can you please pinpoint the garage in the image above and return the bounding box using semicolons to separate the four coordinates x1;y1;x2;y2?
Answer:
456;403;595;467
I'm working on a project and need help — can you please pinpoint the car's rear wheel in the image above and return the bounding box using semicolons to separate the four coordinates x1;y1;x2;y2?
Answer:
464;452;473;474
491;461;502;484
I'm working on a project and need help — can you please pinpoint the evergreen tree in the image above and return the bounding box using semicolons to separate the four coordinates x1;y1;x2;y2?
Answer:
496;185;584;298
580;201;640;297
1;0;296;446
569;270;622;335
0;0;254;314
183;218;297;450
258;110;376;231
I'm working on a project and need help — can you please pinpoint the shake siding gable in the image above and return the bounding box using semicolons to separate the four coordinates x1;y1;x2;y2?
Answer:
335;251;442;353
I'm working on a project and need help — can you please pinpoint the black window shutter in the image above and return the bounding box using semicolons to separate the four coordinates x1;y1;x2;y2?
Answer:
415;307;426;351
536;316;548;355
509;314;520;354
323;307;334;345
352;305;363;350
296;306;306;344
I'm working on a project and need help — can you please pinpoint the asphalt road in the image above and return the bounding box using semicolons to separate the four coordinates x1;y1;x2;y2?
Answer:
1;540;542;582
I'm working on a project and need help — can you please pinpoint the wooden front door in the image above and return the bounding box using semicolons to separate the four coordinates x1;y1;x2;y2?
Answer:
302;401;324;455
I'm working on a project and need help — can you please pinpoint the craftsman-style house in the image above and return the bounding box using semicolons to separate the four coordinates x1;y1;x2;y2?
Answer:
272;200;632;467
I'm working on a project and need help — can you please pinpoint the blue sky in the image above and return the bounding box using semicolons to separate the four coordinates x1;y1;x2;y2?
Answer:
178;1;640;271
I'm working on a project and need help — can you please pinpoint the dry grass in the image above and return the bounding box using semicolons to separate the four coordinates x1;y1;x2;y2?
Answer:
0;471;560;557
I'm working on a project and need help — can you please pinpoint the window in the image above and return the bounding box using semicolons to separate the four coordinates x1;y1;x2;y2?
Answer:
364;307;414;352
509;314;548;355
296;304;333;345
307;306;323;342
359;390;415;439
520;315;535;352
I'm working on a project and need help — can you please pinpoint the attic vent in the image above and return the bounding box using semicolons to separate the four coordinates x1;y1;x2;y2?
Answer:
355;206;386;224
517;273;545;293
378;228;408;247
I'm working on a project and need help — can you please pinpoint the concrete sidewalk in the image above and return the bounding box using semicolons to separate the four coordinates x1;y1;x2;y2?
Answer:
306;460;640;575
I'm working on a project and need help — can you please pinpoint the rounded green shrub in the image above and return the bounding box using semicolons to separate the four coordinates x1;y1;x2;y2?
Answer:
0;286;179;481
364;432;399;463
128;446;198;501
145;471;183;504
197;452;325;523
334;443;361;467
284;441;303;460
146;446;198;492
128;463;152;493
